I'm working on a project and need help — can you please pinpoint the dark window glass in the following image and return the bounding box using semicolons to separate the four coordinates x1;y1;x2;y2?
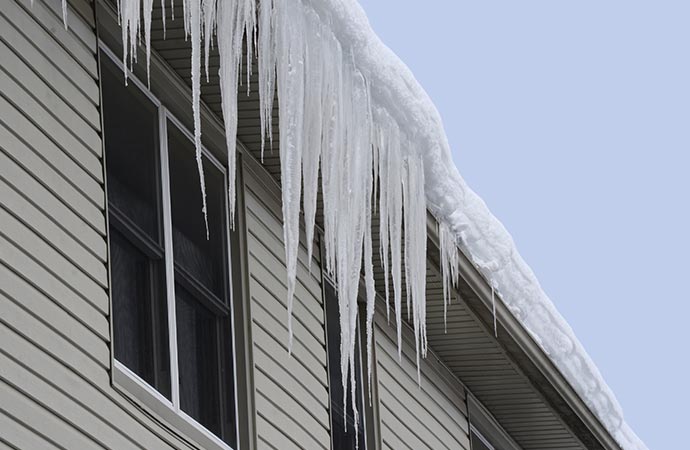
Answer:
324;281;366;450
102;56;171;399
176;283;221;430
102;57;161;241
168;122;236;446
168;123;227;300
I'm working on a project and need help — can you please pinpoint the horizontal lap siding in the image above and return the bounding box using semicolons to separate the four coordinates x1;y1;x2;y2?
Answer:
243;168;331;450
0;1;194;448
375;316;471;450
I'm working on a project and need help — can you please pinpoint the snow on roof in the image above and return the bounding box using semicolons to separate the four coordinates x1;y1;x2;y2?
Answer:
56;0;645;448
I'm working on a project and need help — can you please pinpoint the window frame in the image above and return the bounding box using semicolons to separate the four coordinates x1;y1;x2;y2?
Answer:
100;41;241;450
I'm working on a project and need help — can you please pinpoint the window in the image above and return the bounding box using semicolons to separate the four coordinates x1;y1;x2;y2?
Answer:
101;50;237;449
323;280;367;450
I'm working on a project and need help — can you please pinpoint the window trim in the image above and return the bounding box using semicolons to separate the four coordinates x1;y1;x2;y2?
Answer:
100;41;242;450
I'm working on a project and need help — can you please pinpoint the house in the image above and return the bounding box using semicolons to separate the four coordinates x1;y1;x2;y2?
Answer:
0;0;646;450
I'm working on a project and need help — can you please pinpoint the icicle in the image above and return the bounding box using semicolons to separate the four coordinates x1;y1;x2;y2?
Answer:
361;80;376;407
351;360;360;449
201;0;217;83
62;0;67;28
120;0;141;85
183;0;209;238
257;0;275;160
182;0;189;38
403;153;427;380
439;221;460;332
376;121;390;323
44;0;68;27
161;0;166;39
274;0;306;353
143;0;154;85
364;220;376;404
492;285;498;338
388;127;404;358
301;8;325;269
318;29;342;280
244;0;255;96
374;109;401;328
217;0;255;227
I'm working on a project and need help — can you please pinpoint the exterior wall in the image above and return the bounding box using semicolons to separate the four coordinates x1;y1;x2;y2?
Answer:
374;314;471;450
242;162;331;450
0;1;198;448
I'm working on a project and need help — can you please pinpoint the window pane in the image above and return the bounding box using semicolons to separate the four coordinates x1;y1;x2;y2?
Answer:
102;56;161;241
110;230;171;398
176;283;238;447
325;281;366;450
167;123;227;300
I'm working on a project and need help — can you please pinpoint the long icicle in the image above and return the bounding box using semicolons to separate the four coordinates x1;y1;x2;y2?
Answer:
301;7;325;269
439;221;460;332
184;0;209;238
274;0;305;353
217;0;255;226
492;285;498;338
257;0;275;160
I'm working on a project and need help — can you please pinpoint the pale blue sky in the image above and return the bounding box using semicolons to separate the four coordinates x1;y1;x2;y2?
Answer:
357;1;690;448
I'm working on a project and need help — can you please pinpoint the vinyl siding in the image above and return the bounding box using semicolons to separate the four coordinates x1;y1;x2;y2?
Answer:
242;164;331;450
375;315;471;450
0;1;198;448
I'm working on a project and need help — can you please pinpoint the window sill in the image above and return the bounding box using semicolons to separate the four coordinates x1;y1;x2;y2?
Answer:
112;361;237;450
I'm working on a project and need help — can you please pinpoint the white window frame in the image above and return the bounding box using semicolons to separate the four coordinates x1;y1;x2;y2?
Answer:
100;41;241;450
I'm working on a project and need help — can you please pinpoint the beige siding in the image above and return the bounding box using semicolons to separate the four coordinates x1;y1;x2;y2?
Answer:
375;315;471;450
0;1;196;448
243;165;331;450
